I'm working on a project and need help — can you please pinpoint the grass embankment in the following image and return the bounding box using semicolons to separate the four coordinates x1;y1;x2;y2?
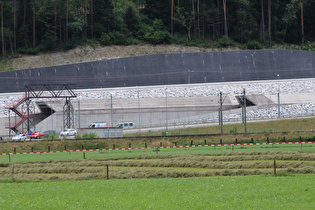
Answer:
0;176;314;209
2;118;315;154
1;149;315;182
129;117;315;136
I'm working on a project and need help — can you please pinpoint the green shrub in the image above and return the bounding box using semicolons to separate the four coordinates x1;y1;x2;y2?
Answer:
217;36;235;48
147;31;171;44
160;130;167;136
17;47;39;55
38;32;57;52
245;40;263;50
100;33;111;45
141;19;171;45
301;41;315;51
108;31;131;45
229;127;237;133
82;132;99;139
62;37;81;51
43;132;58;140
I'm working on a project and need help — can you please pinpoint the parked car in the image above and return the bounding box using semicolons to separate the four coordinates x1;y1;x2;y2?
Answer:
89;122;108;128
117;122;134;129
30;131;45;139
60;129;77;137
12;134;27;141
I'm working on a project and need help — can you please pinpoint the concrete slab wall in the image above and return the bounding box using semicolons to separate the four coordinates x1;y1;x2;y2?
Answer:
0;50;314;93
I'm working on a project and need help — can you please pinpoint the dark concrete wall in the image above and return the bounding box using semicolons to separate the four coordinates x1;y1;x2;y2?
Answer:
0;49;314;93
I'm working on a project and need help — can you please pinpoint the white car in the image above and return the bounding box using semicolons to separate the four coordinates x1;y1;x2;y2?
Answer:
60;129;77;137
12;134;27;141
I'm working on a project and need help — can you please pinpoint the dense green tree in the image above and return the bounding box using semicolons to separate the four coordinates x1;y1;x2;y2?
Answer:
231;0;259;43
125;4;139;35
142;0;170;29
0;0;315;60
93;0;114;37
174;6;194;40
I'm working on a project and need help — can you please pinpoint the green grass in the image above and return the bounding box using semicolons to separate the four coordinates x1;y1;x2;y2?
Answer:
0;143;314;163
0;176;314;209
0;139;314;209
127;117;315;136
0;145;314;182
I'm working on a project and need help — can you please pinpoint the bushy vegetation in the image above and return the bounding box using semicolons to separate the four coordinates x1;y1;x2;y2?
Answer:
1;0;315;60
81;132;100;139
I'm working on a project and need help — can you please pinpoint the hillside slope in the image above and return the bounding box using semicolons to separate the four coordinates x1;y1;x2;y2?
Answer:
1;44;239;71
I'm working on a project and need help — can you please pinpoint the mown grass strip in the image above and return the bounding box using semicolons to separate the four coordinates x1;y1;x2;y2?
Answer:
0;144;315;163
0;143;314;163
0;150;314;182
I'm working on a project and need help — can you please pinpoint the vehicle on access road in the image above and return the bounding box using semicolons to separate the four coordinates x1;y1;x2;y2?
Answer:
89;122;109;128
12;134;27;141
30;131;45;139
117;122;134;129
59;129;77;137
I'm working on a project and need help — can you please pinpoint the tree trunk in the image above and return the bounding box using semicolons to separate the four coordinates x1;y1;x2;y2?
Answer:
23;0;26;23
268;0;271;44
83;0;87;40
187;27;191;40
90;0;93;38
192;0;196;38
171;0;174;34
1;1;4;59
222;0;228;37
197;0;200;38
300;0;304;44
261;0;265;43
66;0;69;42
59;13;62;45
32;1;36;48
13;0;16;51
54;0;57;45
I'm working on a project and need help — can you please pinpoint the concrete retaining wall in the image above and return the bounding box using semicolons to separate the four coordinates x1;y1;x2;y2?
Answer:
0;49;314;93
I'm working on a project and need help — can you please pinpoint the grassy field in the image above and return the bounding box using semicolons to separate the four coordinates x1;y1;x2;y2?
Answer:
1;118;315;209
0;144;314;182
0;176;314;209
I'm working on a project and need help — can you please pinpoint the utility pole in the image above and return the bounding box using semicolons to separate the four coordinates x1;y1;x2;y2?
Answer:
78;98;80;129
110;94;113;127
243;88;247;136
277;74;280;118
165;87;168;135
137;87;141;131
219;92;223;135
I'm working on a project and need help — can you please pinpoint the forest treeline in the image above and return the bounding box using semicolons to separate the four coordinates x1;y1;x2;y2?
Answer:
1;0;314;60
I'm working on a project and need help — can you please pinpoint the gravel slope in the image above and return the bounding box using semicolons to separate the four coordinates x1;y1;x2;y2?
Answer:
4;44;239;71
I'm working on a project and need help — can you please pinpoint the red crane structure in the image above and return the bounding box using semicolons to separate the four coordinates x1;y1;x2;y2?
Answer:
6;84;77;136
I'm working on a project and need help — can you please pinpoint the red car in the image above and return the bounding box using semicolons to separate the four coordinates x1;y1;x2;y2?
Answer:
30;131;45;139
